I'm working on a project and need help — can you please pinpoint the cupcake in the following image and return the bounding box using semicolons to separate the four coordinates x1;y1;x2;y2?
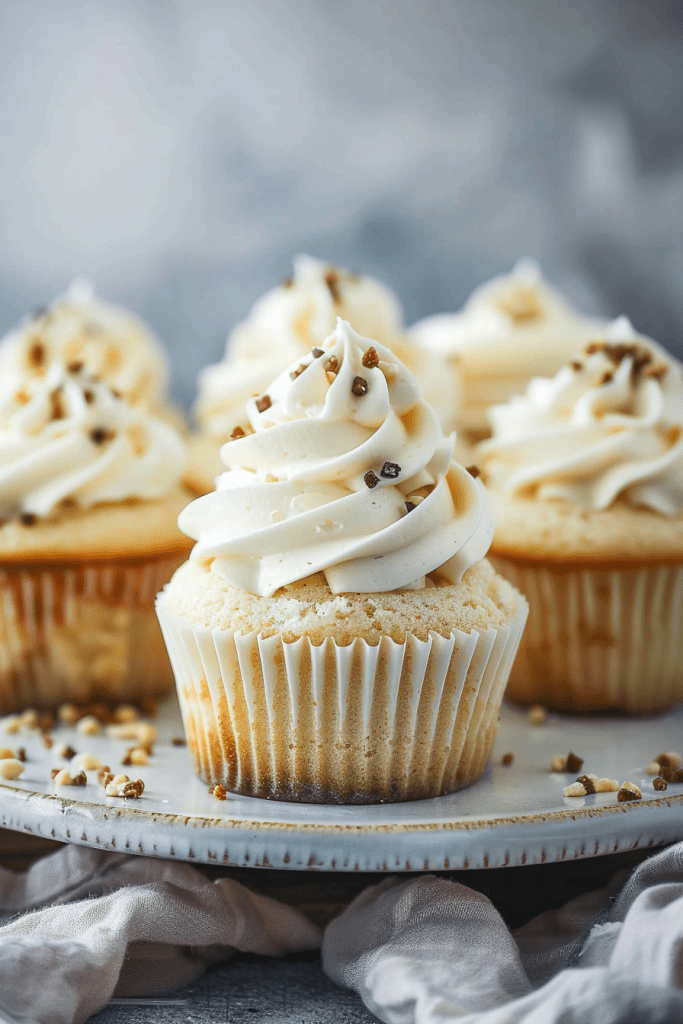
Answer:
0;357;192;712
187;255;458;494
478;316;683;714
411;260;603;443
0;278;183;426
157;320;527;803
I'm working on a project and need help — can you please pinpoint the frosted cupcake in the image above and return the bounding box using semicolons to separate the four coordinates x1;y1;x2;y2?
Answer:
188;255;458;493
411;261;603;443
478;316;683;714
0;358;192;712
0;279;183;425
157;320;527;803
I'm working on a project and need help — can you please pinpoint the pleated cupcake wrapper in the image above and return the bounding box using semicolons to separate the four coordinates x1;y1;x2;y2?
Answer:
0;556;184;712
491;556;683;714
156;594;528;803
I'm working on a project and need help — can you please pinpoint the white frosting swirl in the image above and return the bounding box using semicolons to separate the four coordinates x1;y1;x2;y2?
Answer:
0;360;186;520
0;279;170;410
180;321;493;596
194;254;457;437
194;255;406;434
479;317;683;515
411;260;603;434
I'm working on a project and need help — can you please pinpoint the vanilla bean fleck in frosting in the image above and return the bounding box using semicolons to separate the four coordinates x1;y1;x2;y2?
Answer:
479;317;683;514
0;360;185;521
180;320;493;596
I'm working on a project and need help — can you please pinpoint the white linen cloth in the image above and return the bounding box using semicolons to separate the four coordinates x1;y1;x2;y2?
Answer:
0;844;321;1024
323;842;683;1024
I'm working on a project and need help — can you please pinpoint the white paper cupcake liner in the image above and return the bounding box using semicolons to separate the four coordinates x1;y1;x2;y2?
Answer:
0;555;184;712
490;556;683;714
156;594;528;803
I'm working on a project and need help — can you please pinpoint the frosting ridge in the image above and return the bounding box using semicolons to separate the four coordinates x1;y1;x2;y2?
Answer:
0;360;186;521
180;320;492;596
479;317;683;515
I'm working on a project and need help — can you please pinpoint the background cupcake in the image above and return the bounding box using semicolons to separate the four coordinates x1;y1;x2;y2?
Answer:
187;255;459;494
0;356;192;712
478;316;683;714
0;278;184;428
158;319;526;804
411;261;603;444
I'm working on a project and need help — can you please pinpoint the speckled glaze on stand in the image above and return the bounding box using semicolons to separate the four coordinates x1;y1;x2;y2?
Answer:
0;697;682;871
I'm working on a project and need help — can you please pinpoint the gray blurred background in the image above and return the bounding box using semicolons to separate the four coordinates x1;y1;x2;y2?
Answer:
1;0;682;408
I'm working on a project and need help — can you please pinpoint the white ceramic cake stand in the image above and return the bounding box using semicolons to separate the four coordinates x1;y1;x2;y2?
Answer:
0;697;682;871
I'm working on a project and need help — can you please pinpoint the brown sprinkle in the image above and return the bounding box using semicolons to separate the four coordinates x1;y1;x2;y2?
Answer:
290;363;308;381
16;747;26;763
211;784;228;800
90;427;115;445
67;361;83;373
501;752;514;765
654;777;668;791
466;465;481;479
380;461;401;479
364;470;380;489
311;347;324;359
41;734;54;749
83;390;94;405
325;270;341;303
255;394;272;414
50;768;60;780
72;771;87;787
657;752;681;770
617;781;642;802
28;342;46;367
405;501;417;513
229;426;246;440
171;737;186;746
20;512;37;526
566;751;584;774
570;361;583;372
671;769;683;783
351;375;368;396
60;745;77;761
324;355;339;373
361;346;380;369
576;774;596;795
50;388;66;421
599;372;613;386
121;779;145;798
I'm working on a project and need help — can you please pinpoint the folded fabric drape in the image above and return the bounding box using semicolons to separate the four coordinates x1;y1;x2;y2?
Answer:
0;844;322;1024
323;842;683;1024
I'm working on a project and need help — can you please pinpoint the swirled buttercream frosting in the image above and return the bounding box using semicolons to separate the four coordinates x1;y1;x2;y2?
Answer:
180;320;493;596
0;360;186;521
479;317;683;515
0;279;170;410
411;260;603;435
194;255;457;437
